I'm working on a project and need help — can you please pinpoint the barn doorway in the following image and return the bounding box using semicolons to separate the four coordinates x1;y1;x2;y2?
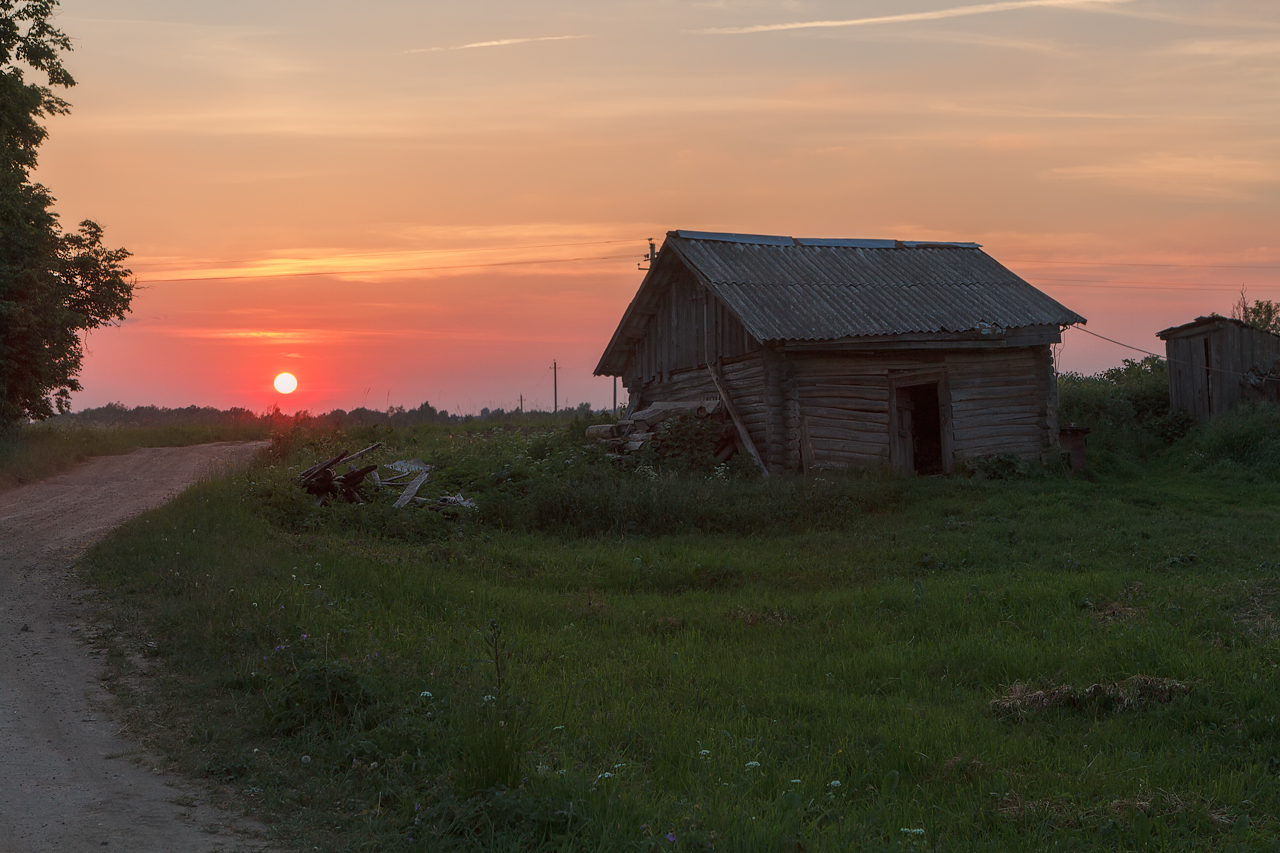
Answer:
890;377;950;476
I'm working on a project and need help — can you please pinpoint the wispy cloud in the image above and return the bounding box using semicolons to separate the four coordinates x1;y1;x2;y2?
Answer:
1166;38;1280;59
694;0;1134;35
405;34;589;54
1089;7;1280;31
1051;154;1280;199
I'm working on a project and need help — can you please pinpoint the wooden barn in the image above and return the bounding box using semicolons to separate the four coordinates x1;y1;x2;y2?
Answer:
1157;315;1280;424
594;230;1086;474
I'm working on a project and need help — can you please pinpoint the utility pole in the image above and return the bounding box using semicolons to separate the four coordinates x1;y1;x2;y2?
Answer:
519;394;523;415
552;361;557;415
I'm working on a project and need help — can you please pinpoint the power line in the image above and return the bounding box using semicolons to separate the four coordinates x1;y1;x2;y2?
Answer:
1067;324;1163;358
1033;278;1273;291
138;252;643;284
1066;323;1267;380
1010;258;1280;270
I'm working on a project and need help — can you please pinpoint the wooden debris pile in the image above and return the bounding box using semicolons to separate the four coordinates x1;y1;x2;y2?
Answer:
296;443;382;505
586;399;729;455
296;448;474;510
1242;359;1280;403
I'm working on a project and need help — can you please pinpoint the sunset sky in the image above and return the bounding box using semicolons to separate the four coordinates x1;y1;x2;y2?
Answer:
35;0;1280;415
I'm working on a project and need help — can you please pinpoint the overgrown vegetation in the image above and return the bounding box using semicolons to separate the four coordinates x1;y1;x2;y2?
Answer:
1232;291;1280;336
1058;356;1194;461
79;370;1280;852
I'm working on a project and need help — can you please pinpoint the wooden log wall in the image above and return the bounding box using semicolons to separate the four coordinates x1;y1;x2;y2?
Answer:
946;350;1047;460
628;354;768;454
791;347;1052;469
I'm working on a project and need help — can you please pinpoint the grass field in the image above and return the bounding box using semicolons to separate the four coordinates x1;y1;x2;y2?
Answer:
75;401;1280;852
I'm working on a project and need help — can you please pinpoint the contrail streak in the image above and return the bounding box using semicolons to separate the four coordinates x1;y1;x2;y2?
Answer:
406;34;588;53
695;0;1134;35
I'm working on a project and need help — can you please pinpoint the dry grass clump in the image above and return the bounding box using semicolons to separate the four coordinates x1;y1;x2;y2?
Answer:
998;790;1234;828
990;675;1190;719
1231;584;1280;637
729;606;791;626
997;792;1074;822
1091;600;1142;624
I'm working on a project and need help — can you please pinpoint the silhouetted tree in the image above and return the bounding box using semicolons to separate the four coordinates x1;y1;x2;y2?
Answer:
0;0;133;426
1233;289;1280;336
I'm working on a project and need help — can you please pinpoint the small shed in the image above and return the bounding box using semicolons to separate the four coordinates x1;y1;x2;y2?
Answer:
1156;315;1280;423
594;230;1086;474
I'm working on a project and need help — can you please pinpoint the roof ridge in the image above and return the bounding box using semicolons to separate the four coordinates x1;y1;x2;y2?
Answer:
671;230;980;249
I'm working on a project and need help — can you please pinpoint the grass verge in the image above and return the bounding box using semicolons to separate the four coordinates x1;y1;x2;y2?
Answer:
79;417;1280;851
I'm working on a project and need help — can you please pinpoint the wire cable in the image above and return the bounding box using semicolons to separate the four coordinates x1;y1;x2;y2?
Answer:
1008;258;1280;270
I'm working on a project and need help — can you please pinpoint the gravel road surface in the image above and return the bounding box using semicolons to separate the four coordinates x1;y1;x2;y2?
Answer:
0;442;274;852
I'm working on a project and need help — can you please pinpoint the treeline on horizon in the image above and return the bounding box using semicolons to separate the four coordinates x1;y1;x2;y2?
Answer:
53;399;603;429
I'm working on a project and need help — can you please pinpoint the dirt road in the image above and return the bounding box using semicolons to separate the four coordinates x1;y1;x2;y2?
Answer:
0;442;274;852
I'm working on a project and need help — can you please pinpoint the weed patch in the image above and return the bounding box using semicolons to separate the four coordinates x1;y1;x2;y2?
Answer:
990;675;1192;720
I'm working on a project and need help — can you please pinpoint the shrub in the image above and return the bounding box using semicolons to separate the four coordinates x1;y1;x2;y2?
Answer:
1058;356;1192;457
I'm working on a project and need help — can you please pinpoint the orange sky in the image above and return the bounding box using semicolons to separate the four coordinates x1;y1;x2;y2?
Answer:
34;0;1280;414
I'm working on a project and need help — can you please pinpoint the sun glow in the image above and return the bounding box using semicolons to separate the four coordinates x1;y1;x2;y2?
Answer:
273;372;298;394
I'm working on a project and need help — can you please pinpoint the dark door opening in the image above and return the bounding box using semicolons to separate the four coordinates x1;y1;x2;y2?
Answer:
905;382;943;475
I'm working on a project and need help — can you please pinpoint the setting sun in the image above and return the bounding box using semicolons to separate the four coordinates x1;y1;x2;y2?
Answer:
273;373;297;394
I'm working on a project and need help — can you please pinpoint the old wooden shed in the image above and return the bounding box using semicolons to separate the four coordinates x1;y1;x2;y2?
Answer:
594;230;1086;474
1157;315;1280;423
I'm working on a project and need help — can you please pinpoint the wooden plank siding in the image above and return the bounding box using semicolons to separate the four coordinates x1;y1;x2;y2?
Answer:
789;348;1051;469
622;268;760;389
1160;318;1280;424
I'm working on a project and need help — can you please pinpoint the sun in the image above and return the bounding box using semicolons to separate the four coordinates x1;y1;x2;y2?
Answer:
273;372;298;394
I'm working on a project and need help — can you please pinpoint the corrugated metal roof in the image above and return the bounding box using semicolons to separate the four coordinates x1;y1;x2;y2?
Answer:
593;230;1087;376
667;231;1084;340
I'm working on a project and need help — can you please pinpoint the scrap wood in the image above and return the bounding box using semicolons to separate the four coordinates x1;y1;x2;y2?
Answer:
296;442;383;485
707;366;768;476
392;469;432;509
296;443;383;505
304;463;378;506
631;399;719;431
388;458;430;473
418;493;476;511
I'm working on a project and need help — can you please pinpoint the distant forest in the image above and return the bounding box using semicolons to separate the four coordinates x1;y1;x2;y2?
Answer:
57;400;600;429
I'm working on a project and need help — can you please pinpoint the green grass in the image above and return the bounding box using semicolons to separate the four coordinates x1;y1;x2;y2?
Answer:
0;421;270;491
78;416;1280;852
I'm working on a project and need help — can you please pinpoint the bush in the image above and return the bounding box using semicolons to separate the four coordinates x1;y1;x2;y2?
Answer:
1058;356;1192;457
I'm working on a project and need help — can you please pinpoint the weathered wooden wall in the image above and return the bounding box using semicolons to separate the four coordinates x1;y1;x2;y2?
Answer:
622;268;759;389
787;348;1051;469
1164;320;1280;424
628;345;1057;472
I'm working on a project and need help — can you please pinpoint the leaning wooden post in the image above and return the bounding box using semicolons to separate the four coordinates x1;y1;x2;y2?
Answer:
707;366;768;477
